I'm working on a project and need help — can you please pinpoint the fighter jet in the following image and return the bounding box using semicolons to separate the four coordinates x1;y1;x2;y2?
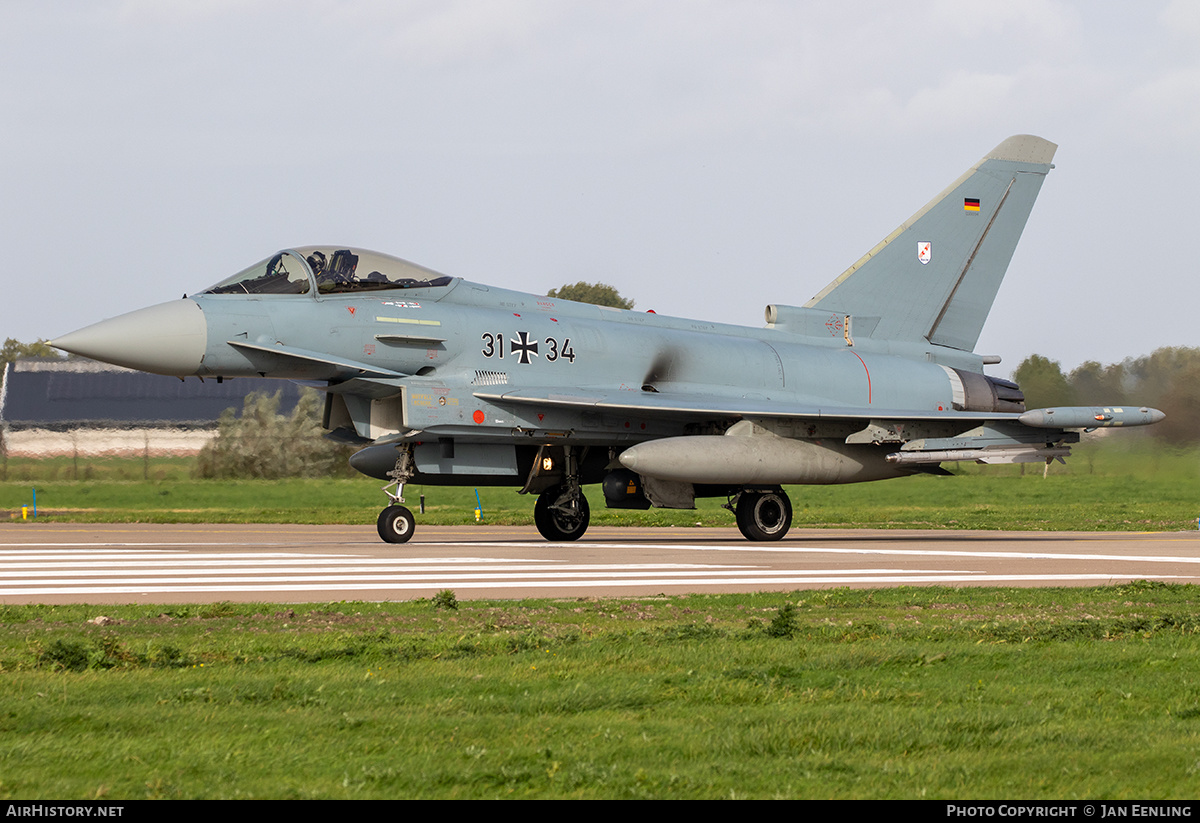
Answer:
51;135;1163;544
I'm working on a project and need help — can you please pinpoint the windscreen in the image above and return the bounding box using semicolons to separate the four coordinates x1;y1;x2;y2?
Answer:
202;252;311;295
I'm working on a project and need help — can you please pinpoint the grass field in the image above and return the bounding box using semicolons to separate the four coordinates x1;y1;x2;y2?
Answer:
3;439;1198;531
1;583;1198;799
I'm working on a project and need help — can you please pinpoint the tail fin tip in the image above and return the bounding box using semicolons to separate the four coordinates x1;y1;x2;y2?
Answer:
988;134;1057;166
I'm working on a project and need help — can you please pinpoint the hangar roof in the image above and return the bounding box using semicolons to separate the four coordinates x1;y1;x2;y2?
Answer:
1;359;304;429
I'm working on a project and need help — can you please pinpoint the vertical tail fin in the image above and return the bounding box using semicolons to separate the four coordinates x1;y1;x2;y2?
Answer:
804;135;1057;352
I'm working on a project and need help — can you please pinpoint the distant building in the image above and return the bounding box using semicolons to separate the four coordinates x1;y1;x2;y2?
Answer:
0;359;304;457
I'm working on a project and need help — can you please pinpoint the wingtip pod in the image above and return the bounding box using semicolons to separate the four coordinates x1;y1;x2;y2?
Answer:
987;135;1058;166
1019;406;1165;429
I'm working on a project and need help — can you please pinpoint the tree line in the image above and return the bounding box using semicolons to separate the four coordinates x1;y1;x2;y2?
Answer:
2;338;59;367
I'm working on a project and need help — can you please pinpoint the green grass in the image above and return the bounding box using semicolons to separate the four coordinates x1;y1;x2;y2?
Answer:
1;583;1199;798
3;439;1198;530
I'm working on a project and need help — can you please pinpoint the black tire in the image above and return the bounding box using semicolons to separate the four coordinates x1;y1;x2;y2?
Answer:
534;486;590;542
377;505;416;544
735;490;792;541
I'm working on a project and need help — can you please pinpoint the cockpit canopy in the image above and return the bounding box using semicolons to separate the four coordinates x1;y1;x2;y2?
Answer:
202;247;454;296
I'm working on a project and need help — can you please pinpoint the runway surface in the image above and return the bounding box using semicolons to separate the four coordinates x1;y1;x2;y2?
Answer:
1;523;1198;604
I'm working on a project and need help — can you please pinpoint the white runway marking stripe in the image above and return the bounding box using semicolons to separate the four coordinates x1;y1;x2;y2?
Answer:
0;552;538;566
0;560;738;573
485;542;1200;565
0;568;930;585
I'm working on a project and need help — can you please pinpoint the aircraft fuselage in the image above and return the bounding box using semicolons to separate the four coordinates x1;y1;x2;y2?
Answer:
51;136;1165;543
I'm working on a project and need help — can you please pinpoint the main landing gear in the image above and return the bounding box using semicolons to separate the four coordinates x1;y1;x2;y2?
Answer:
534;483;590;541
527;444;591;541
730;487;793;541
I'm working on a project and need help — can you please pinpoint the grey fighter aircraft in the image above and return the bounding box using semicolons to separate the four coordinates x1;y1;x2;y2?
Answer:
51;135;1163;544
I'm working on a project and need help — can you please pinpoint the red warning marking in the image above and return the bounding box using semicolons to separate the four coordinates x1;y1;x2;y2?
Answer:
472;410;485;424
848;350;872;404
537;413;545;421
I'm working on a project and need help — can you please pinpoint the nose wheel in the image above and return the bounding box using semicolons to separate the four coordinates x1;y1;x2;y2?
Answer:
378;505;416;544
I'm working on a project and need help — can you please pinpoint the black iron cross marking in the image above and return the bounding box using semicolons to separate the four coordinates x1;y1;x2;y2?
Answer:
510;331;539;364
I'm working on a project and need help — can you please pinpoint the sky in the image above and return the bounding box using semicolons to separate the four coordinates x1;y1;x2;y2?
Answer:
2;0;1197;376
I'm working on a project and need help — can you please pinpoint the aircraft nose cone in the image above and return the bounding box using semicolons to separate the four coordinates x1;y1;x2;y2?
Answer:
50;299;207;376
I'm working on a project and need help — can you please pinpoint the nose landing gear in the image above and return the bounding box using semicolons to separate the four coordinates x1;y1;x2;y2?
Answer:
377;446;416;544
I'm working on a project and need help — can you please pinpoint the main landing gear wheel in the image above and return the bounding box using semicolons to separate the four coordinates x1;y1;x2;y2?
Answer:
534;485;591;542
377;505;416;544
735;490;792;541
